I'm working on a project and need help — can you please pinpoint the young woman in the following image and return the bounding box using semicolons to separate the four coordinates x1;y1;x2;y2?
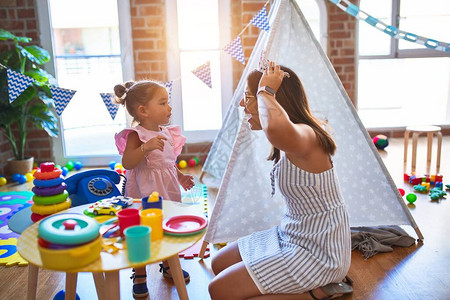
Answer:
208;62;352;300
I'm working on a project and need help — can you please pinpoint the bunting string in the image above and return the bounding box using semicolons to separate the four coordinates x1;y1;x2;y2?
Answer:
328;0;450;52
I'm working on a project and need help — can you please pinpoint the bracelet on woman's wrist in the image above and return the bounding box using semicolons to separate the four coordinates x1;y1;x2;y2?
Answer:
257;86;276;97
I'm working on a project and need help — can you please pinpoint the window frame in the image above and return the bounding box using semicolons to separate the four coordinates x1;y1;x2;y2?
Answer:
36;0;134;166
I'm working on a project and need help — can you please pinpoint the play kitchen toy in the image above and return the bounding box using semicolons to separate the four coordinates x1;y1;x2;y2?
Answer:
37;213;101;270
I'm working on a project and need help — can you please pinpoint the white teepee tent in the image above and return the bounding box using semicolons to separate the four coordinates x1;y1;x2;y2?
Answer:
200;0;422;252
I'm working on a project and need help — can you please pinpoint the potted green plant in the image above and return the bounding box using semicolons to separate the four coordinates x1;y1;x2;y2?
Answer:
0;29;58;176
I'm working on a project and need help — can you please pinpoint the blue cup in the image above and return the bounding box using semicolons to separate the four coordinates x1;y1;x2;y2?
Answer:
142;195;163;210
124;225;151;262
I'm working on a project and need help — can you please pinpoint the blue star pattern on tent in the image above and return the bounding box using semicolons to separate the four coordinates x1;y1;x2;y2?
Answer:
100;93;119;120
6;68;35;103
250;6;270;32
192;61;212;88
223;36;245;65
164;81;173;102
50;86;76;116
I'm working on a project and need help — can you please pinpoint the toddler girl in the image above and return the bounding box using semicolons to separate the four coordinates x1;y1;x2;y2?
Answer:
114;80;194;298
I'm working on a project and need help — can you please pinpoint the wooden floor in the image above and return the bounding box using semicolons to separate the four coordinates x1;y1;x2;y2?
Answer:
1;136;449;300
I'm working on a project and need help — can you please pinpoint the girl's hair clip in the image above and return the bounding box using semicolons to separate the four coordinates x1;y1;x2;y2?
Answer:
257;50;290;78
118;92;127;101
283;72;290;78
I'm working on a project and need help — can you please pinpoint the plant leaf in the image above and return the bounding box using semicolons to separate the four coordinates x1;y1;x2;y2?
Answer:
0;29;31;43
18;45;50;65
28;102;59;137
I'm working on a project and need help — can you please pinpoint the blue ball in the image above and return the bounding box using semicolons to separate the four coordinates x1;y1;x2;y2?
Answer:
109;161;116;170
74;161;83;170
61;166;69;176
17;175;27;184
12;173;21;182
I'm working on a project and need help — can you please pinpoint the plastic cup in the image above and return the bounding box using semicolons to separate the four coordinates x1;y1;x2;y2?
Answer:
117;208;140;237
124;225;151;262
140;209;163;240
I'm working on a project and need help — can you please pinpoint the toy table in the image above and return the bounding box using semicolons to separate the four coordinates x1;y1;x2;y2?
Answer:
17;200;206;300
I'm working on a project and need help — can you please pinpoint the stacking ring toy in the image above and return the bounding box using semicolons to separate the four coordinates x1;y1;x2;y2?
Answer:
38;213;100;245
33;169;62;180
31;198;71;215
32;183;67;197
33;176;64;188
32;190;69;206
31;213;50;223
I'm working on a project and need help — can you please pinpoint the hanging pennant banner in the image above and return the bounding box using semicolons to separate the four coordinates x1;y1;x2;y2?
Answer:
6;68;35;103
250;6;270;32
329;0;450;52
164;81;173;101
192;61;212;88
223;36;246;65
50;86;76;116
100;93;119;120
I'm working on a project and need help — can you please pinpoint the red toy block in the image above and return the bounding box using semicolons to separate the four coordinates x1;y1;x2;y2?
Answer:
40;162;55;172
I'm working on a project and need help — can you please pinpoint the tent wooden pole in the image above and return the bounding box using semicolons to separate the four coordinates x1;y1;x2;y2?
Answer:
198;241;209;259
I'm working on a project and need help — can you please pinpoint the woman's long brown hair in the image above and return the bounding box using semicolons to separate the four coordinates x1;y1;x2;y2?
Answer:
247;66;336;163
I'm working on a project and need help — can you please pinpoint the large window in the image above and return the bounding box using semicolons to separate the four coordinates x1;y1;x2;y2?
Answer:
296;0;328;51
166;0;233;142
357;0;450;128
37;0;133;165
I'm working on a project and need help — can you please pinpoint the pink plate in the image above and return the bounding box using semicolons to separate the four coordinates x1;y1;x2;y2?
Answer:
162;215;207;234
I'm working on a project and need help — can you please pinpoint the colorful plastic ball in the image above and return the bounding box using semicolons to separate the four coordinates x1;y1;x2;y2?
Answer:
74;161;83;171
178;160;187;169
61;167;69;177
372;134;389;150
115;163;123;170
109;161;116;170
188;159;197;167
25;173;34;182
193;157;200;165
398;188;405;197
66;161;74;171
0;177;7;186
12;173;21;182
18;175;27;184
406;193;417;204
115;168;123;174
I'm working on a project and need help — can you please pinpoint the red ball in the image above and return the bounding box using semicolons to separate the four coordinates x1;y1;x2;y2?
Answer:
398;188;405;196
188;159;197;167
115;168;123;174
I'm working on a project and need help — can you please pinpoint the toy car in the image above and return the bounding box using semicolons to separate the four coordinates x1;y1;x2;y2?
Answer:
102;196;134;208
92;204;122;216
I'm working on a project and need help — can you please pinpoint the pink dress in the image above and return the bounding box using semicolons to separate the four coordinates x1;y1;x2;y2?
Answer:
115;125;186;202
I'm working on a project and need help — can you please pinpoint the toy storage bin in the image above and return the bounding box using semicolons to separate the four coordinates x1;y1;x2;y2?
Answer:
38;236;102;270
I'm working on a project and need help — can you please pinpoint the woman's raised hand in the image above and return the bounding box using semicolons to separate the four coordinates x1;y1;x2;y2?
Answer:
143;135;167;152
259;61;284;93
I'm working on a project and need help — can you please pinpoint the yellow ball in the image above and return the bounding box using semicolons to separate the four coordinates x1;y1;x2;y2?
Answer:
0;177;7;186
25;173;34;182
115;163;123;170
178;160;187;169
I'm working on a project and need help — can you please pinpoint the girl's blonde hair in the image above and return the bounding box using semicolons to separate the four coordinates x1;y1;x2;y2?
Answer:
114;80;165;124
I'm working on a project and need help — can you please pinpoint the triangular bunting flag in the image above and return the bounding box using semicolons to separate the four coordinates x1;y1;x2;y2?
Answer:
6;68;35;103
192;61;212;88
100;93;119;120
50;86;76;116
250;6;270;31
223;36;245;65
164;81;173;101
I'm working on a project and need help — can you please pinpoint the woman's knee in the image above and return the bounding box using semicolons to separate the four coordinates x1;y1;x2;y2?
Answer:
209;276;226;300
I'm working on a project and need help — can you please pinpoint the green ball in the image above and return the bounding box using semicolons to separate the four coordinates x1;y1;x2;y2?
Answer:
66;161;74;171
406;193;417;204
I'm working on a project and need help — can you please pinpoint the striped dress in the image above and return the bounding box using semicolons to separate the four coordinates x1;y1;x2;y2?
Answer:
238;154;351;294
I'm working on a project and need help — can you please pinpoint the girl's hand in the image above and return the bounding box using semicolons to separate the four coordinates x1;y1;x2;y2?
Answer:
143;135;167;152
259;61;284;93
179;174;195;191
